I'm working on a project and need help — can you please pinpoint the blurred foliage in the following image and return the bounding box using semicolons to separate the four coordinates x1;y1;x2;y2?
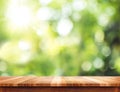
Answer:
0;0;120;76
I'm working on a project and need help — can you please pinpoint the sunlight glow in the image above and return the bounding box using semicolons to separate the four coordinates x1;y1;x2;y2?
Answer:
98;14;109;27
19;53;31;64
57;19;73;36
6;6;33;28
72;0;86;11
18;41;31;51
37;7;53;21
39;0;52;5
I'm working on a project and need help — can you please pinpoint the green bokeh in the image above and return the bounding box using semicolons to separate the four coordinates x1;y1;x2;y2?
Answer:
0;0;120;76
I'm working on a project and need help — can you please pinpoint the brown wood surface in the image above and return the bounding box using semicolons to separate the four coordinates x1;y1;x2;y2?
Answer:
1;76;120;92
0;76;120;87
0;87;119;92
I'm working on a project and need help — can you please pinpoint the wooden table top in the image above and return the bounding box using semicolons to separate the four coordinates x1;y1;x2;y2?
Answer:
0;76;120;87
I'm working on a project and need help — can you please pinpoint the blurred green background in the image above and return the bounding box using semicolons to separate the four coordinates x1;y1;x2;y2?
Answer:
0;0;120;76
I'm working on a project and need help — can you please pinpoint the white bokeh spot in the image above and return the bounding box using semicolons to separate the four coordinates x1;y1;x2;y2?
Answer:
57;19;73;36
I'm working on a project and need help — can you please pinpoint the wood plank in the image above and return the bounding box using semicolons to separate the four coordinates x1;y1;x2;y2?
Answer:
0;76;35;86
64;77;100;86
0;77;18;81
0;87;117;92
18;76;53;87
0;76;120;87
88;77;120;86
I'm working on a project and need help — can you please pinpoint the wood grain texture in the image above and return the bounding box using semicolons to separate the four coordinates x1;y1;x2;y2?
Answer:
0;87;119;92
1;77;120;92
0;76;120;87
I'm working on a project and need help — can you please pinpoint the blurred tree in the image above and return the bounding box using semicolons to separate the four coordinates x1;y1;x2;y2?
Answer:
0;0;120;76
104;0;120;75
